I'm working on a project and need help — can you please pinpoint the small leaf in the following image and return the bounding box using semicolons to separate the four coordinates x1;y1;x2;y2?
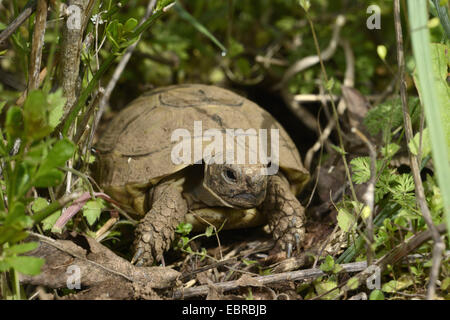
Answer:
5;256;44;275
33;169;64;188
337;208;356;232
23;90;52;141
369;289;385;300
320;255;335;273
377;45;387;61
38;138;75;173
315;280;339;300
123;18;138;33
205;225;214;237
176;222;193;235
382;276;414;293
381;143;400;158
34;139;75;187
0;101;6;114
441;277;450;291
32;197;49;212
47;89;66;129
5;242;39;255
299;0;311;12
5;106;23;139
0;259;10;272
409;128;431;158
83;200;104;226
347;277;359;290
42;210;62;231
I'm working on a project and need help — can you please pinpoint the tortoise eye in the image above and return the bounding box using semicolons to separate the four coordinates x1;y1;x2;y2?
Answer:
223;168;237;182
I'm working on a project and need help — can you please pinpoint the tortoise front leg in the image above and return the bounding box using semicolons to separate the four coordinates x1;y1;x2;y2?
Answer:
132;181;188;266
260;174;306;257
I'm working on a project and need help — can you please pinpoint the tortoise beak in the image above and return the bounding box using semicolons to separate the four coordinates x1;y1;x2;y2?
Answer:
233;190;265;207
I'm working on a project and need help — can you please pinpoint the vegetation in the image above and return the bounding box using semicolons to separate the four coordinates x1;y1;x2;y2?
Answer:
0;0;449;300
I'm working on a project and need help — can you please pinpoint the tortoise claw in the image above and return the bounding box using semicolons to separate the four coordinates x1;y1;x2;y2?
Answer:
286;243;293;258
295;233;301;250
131;247;144;265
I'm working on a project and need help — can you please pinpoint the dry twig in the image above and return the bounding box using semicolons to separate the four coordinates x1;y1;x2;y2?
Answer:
0;0;36;48
27;0;48;91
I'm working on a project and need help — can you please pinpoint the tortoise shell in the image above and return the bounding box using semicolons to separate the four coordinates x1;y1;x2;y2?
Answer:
95;84;309;215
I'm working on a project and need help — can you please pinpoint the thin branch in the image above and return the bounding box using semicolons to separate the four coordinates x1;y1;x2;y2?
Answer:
351;127;376;266
393;0;444;300
304;38;355;171
0;0;36;48
58;0;96;130
27;0;48;91
94;0;157;137
173;224;447;299
275;15;346;90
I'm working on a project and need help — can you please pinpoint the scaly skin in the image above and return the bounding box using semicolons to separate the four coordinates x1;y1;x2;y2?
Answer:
260;174;306;255
132;181;187;266
133;174;306;265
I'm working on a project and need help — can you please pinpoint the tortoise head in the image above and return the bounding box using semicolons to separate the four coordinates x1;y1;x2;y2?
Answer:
203;162;268;209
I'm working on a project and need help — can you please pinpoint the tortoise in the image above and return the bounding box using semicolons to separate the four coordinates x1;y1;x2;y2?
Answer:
94;84;309;266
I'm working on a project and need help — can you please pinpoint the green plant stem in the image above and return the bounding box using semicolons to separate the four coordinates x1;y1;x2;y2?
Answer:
62;53;116;136
32;192;82;223
62;0;172;137
408;0;450;242
432;0;450;39
13;269;20;300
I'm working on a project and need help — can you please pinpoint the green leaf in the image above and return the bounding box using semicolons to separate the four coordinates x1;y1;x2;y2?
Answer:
0;259;10;272
42;210;62;231
34;139;75;187
381;143;400;158
47;89;66;129
32;198;49;212
337;208;356;232
174;3;227;54
33;169;64;188
299;0;311;12
83;199;104;226
123;18;138;33
320;255;335;272
347;277;360;290
176;222;193;235
369;289;385;300
5;106;23;139
11;162;31;199
39;138;75;173
0;226;29;246
381;276;414;293
0;101;6;114
441;277;450;291
228;38;244;58
5;256;44;275
363;97;420;136
315;280;339;300
350;157;371;184
5;242;39;255
409;128;432;157
205;225;214;237
377;45;387;61
6;202;27;225
23;90;52;141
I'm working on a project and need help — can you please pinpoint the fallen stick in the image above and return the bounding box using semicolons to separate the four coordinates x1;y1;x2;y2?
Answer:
174;224;448;299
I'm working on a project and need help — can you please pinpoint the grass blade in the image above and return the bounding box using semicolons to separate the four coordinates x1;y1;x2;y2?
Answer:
408;0;450;240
